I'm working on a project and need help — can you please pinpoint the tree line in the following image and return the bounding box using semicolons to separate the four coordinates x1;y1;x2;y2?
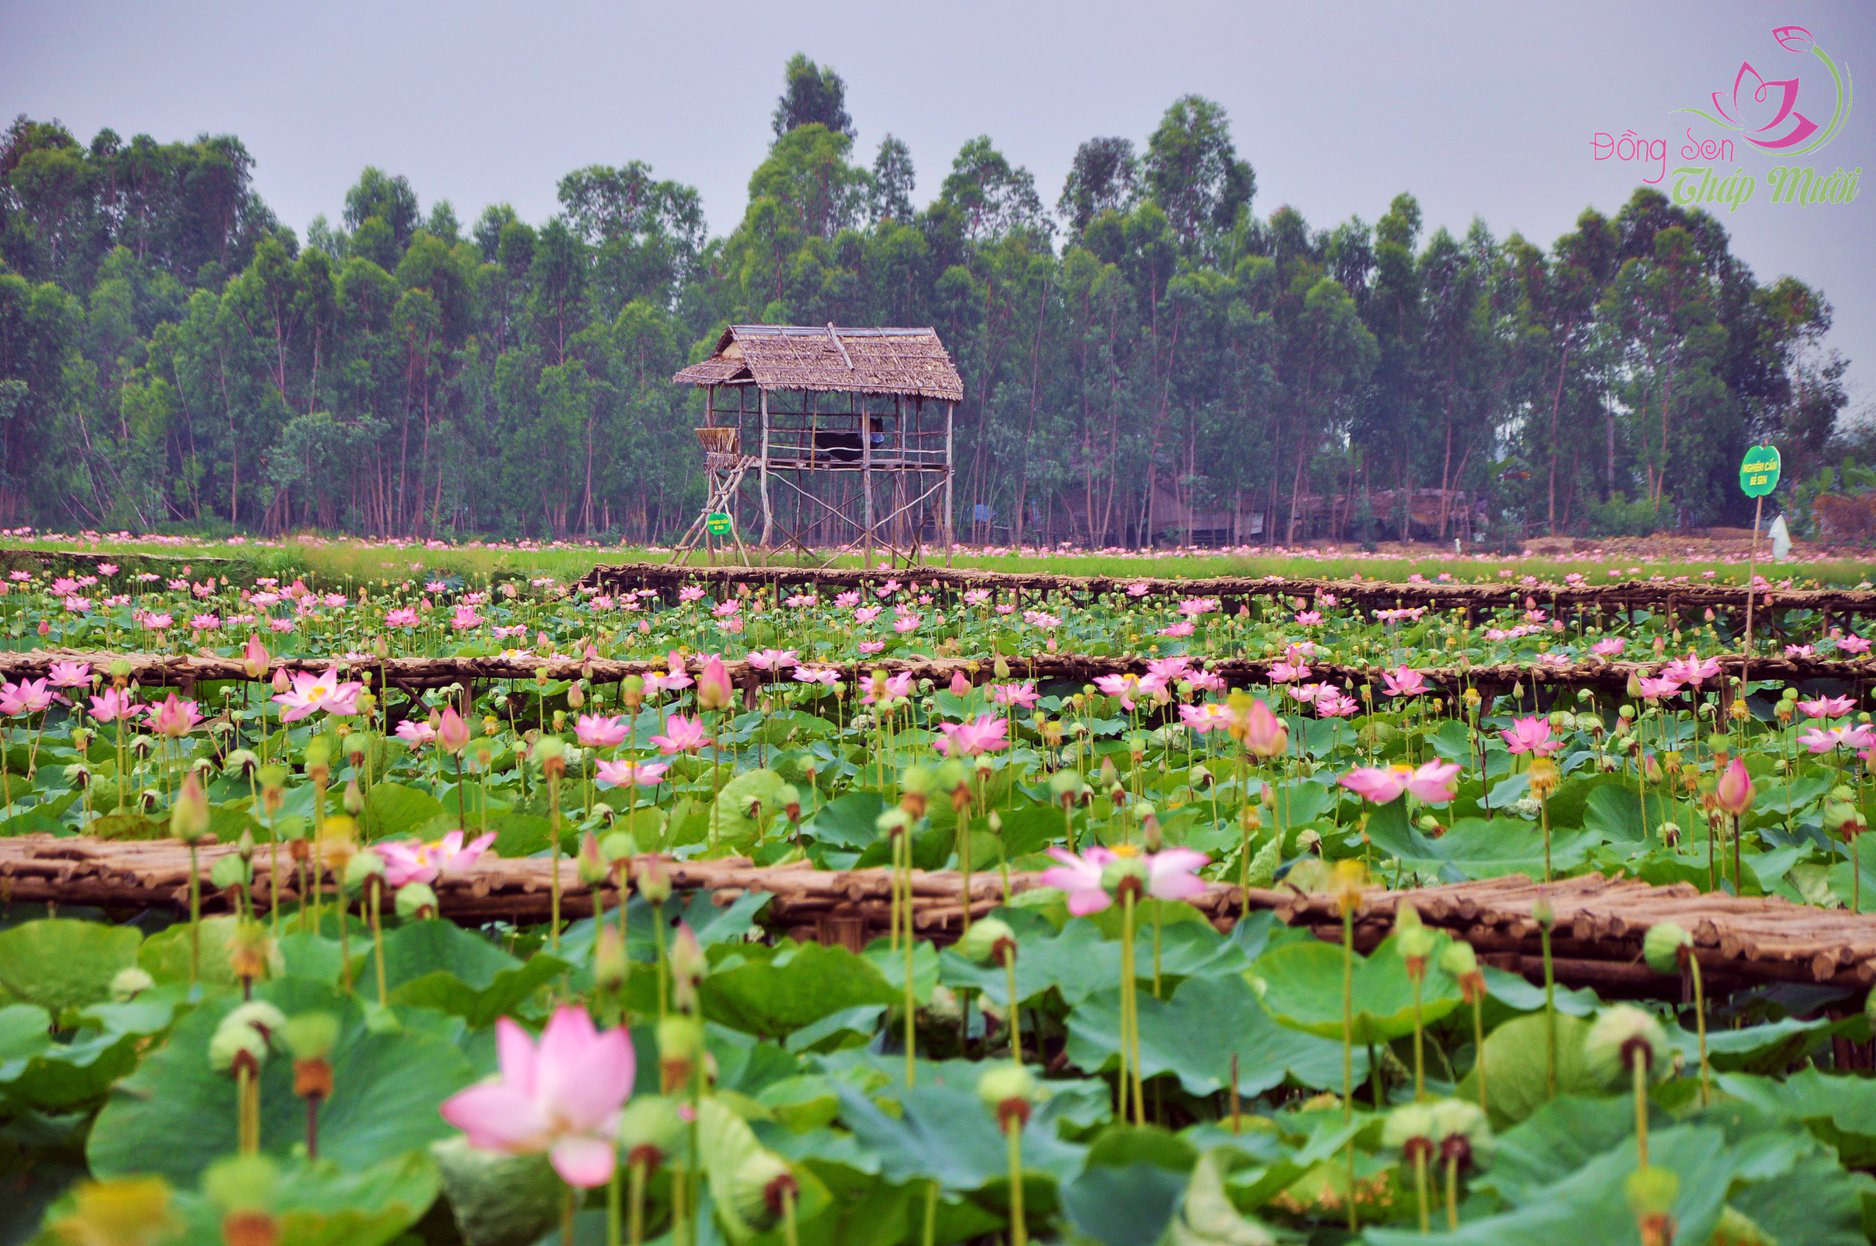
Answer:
0;54;1859;544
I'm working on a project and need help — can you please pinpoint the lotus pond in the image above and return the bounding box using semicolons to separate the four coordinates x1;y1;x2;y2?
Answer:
0;559;1873;1246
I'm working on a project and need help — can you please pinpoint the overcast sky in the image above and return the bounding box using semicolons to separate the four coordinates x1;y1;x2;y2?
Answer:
5;0;1872;412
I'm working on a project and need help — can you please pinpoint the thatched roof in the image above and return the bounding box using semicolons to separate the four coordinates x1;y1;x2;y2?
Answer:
673;324;964;402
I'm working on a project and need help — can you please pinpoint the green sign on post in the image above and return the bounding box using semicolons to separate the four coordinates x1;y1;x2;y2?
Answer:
704;511;734;537
1739;445;1781;497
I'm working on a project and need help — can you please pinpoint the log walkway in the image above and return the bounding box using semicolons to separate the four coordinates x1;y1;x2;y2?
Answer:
1;648;1869;704
2;835;1870;1001
580;560;1876;620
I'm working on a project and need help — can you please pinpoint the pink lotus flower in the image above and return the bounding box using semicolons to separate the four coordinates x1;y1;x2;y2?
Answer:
1592;638;1626;658
394;719;436;747
0;678;52;716
1095;673;1143;710
990;682;1039;709
595;758;669;788
933;714;1010;757
575;713;629;749
1339;760;1460;805
792;666;839;686
146;693;201;738
1039;845;1209;916
87;687;139;723
379;830;497;887
1500;716;1561;756
272;668;363;722
747;648;797;672
450;604;483;630
860;672;913;705
1158;621;1195;637
650;713;708;754
1714;757;1754;816
385;607;420;628
1661;652;1720;687
47;661;91;689
1294;611;1323;626
1797;695;1855;719
1637;675;1683;701
1268;659;1309;684
1800;724;1876;754
1180;702;1234;733
440;1005;633;1188
948;670;971;697
1314;688;1358;718
1380;666;1427;698
1836;634;1871;655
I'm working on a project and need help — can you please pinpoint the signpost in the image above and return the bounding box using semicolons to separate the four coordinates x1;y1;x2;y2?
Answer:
1737;444;1782;716
701;510;749;565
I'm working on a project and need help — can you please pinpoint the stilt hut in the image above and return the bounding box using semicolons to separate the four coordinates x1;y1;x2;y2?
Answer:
670;324;964;566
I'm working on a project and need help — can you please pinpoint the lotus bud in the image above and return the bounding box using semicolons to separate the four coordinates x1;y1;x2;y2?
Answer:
638;855;671;903
621;675;645;713
344;850;384;894
110;966;155;1001
594;926;628;992
171;771;211;843
1642;922;1692;974
533;734;566;779
657;1014;704;1092
341;778;364;816
876;808;913;840
395;881;439;920
668;922;707;1014
1531;895;1555;931
437;705;470;755
1586;1004;1667;1084
566;682;585;710
977;1062;1038;1132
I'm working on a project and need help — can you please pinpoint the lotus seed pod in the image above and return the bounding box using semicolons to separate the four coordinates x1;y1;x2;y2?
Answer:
976;1062;1038;1127
1642;923;1692;974
1624;1164;1678;1218
1397;923;1435;966
210;854;250;892
1531;896;1555;930
223;1001;287;1043
1585;1004;1668;1084
395;881;439;920
1428;1098;1492;1168
1438;941;1478;980
344;850;384;890
617;1095;684;1167
110;967;155;1001
282;1012;340;1062
1382;1103;1437;1158
600;830;632;862
209;1020;269;1074
957;916;1017;965
729;1150;795;1231
203;1153;280;1215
